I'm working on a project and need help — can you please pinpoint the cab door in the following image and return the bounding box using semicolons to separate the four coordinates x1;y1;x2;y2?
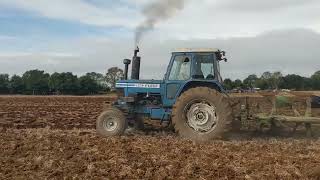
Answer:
163;53;192;107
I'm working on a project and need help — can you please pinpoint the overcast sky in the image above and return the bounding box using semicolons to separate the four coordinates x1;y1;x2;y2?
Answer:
0;0;319;80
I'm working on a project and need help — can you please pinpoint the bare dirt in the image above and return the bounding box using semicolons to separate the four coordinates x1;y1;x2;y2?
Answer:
0;96;112;129
1;95;320;179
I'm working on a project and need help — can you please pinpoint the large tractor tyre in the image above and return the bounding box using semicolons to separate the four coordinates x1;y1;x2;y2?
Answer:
96;108;127;137
172;87;232;141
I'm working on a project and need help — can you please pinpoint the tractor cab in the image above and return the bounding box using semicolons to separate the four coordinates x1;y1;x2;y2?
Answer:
166;48;225;82
116;48;227;107
163;48;226;105
98;47;231;141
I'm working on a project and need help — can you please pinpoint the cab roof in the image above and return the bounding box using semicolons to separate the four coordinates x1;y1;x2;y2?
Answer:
172;48;220;53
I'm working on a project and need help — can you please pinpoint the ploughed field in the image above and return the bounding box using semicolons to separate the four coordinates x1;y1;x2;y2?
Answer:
0;96;111;129
1;95;320;179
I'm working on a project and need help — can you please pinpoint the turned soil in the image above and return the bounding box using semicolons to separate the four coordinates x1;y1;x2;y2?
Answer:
1;95;320;179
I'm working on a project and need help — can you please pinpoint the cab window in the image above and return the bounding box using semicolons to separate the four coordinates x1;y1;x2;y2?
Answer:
169;55;191;80
193;53;215;80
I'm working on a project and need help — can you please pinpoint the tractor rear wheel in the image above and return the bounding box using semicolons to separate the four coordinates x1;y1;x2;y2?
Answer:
172;87;232;141
96;108;127;137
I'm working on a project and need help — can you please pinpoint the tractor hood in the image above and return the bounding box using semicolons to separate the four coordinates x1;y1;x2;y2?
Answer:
116;80;163;89
115;80;163;96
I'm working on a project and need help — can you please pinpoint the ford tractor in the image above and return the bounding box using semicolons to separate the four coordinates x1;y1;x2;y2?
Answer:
97;47;232;141
97;47;320;140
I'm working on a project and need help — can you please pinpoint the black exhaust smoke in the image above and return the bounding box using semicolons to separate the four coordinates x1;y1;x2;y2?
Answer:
131;47;141;80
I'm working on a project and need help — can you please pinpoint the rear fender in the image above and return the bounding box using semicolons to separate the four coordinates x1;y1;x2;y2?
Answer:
177;80;226;98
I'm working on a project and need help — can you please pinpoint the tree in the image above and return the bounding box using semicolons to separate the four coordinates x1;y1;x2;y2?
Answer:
223;78;234;90
49;72;79;95
270;72;283;90
106;67;123;89
311;71;320;90
279;74;305;90
303;77;313;90
86;72;104;84
256;78;269;90
258;71;272;90
78;74;100;95
9;75;24;94
261;71;272;80
234;79;243;89
0;74;9;94
22;70;50;95
243;74;258;89
258;71;282;90
85;72;108;92
49;72;61;93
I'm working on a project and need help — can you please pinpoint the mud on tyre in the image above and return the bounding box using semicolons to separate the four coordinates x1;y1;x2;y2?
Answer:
96;108;127;137
172;87;232;141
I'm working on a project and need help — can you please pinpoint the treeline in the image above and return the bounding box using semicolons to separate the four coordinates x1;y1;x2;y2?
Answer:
0;67;123;95
224;71;320;91
0;69;319;95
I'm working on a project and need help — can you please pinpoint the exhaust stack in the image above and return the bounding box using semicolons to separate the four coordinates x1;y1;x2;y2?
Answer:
123;59;131;80
131;46;141;80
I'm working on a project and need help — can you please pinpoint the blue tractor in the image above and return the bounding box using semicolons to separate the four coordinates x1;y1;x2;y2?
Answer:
97;47;232;141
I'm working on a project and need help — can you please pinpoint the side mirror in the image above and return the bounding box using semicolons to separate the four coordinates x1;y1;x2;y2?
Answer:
217;51;227;62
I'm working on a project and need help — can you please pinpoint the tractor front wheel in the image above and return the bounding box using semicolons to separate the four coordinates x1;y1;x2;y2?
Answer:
96;108;127;137
172;87;232;141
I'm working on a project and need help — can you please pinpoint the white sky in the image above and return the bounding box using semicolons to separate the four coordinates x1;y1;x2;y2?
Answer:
0;0;319;79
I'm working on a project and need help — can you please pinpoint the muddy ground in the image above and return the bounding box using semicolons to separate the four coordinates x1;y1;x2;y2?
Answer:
1;96;320;179
0;96;110;129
